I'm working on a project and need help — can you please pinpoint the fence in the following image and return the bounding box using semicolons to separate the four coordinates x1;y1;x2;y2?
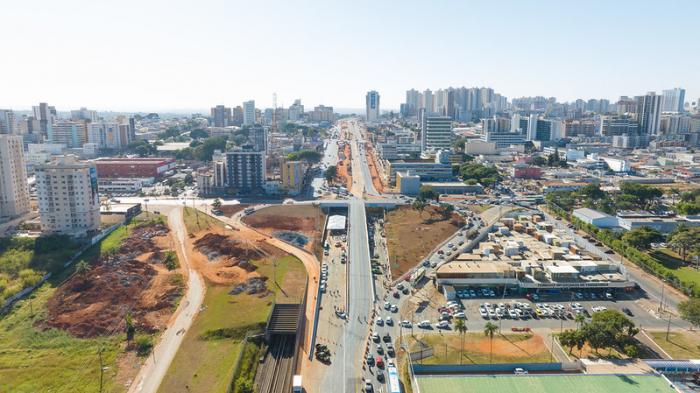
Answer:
411;361;582;375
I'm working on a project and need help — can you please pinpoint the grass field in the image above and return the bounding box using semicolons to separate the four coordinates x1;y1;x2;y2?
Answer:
158;255;305;393
649;330;700;359
408;333;552;365
385;205;464;278
183;207;225;235
649;249;700;287
416;374;676;393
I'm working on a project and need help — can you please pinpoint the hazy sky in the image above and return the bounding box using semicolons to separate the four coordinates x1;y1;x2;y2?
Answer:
2;0;699;112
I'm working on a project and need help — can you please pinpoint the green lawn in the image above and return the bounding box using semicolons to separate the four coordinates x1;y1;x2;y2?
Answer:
183;207;225;235
649;331;700;359
408;333;552;365
158;255;305;393
650;249;700;289
416;374;676;393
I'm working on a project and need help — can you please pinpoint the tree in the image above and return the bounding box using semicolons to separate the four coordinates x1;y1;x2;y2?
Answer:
575;313;586;330
190;129;209;139
212;198;222;210
75;260;91;278
125;313;135;343
621;227;664;250
324;165;337;183
287;150;321;163
668;225;700;262
454;318;467;364
412;199;427;218
419;185;439;202
193;136;228;161
531;156;547;167
484;322;498;364
678;298;700;330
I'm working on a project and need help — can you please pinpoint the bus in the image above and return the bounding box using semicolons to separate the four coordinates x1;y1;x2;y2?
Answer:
292;375;302;393
387;366;401;393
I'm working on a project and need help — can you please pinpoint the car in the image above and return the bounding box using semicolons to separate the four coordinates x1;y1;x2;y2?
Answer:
372;333;380;342
605;292;614;300
383;334;392;342
390;305;398;312
400;320;412;328
376;317;384;326
397;283;404;290
479;308;488;318
376;371;385;382
418;320;431;328
384;302;391;310
376;344;383;354
366;354;374;365
435;320;450;329
386;343;395;355
514;368;529;375
385;316;393;325
622;307;634;317
365;381;374;392
454;311;466;319
422;260;430;267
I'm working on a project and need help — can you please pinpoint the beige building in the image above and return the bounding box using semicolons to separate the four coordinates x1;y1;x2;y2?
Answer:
281;160;305;195
36;155;100;236
48;121;88;148
0;135;30;219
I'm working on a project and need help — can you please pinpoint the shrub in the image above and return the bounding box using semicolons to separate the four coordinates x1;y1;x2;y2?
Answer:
135;335;154;357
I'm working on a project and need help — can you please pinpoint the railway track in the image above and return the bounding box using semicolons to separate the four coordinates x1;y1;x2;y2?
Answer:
257;335;294;393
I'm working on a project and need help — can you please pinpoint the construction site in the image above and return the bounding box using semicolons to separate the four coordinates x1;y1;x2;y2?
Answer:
39;220;184;338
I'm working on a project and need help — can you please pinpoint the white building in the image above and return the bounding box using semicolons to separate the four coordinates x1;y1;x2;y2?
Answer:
662;88;685;113
421;116;453;153
572;208;619;228
243;100;256;126
365;90;380;123
35;156;100;236
0;135;30;219
88;122;132;150
48;121;88;148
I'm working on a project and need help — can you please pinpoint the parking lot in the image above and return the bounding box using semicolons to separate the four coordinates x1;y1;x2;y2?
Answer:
397;283;680;334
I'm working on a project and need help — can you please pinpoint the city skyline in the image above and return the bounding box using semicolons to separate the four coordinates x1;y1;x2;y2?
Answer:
2;0;699;111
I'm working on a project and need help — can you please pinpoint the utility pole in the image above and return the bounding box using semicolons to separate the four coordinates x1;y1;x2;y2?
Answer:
666;311;672;341
98;344;104;393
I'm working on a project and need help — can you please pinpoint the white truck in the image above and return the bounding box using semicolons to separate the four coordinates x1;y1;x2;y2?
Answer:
292;375;302;393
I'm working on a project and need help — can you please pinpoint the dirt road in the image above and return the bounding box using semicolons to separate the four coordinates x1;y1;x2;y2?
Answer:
128;206;205;393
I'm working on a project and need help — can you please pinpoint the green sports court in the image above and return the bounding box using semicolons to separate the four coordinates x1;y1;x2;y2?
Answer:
415;374;676;393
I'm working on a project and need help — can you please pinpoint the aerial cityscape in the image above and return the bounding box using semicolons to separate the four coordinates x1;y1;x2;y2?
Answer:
2;1;700;393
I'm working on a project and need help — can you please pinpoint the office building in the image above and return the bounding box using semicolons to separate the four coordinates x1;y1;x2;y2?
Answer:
288;99;304;121
421;116;453;153
32;102;56;136
210;105;232;127
243;100;256;126
0;135;30;219
35;156;100;236
281;160;305;195
309;105;335;122
48;121;88;148
365;90;380;123
600;115;639;136
70;107;98;122
637;92;662;135
662;88;685;113
386;159;452;185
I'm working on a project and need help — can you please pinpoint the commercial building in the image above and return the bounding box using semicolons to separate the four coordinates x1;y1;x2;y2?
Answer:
0;135;30;219
35;156;100;236
512;165;542;179
94;157;176;178
309;105;336;123
420;181;483;195
0;109;18;134
572;208;619;228
465;140;498;155
396;171;421;195
97;178;147;194
600;115;639;136
387;159;453;185
421;116;453;153
243;100;256;126
365;90;380;123
637;92;662;135
281;160;305;195
48;121;88;148
251;125;267;152
210;105;232;127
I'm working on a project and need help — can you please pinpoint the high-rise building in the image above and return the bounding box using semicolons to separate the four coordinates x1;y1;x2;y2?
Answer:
210;105;232;127
48;121;88;148
243;100;256;126
405;89;422;117
662;88;686;113
281;160;305;195
70;107;98;123
423;89;434;114
0;135;30;219
600;115;639;136
32;102;56;136
88;122;132;150
421;116;453;153
288;99;304;121
636;92;662;135
222;147;266;192
365;90;380;123
251;125;267;152
35;156;100;236
0;110;18;134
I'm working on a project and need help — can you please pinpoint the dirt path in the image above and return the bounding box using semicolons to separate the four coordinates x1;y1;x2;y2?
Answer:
128;206;205;393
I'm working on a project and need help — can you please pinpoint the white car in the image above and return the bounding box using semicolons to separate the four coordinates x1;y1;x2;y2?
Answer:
435;320;450;329
400;320;412;328
479;308;488;318
453;312;466;319
385;316;394;325
418;320;431;328
390;305;398;313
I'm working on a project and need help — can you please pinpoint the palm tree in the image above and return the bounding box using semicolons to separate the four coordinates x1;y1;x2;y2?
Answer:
575;313;586;330
454;319;467;364
484;322;498;364
412;199;427;219
211;198;222;210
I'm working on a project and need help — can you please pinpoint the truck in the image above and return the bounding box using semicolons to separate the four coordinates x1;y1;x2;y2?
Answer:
292;375;302;393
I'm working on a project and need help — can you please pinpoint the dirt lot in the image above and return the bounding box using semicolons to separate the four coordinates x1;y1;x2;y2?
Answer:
219;204;249;217
189;228;284;285
336;143;352;189
40;222;184;338
407;332;552;364
242;204;326;259
385;205;465;278
364;142;385;193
